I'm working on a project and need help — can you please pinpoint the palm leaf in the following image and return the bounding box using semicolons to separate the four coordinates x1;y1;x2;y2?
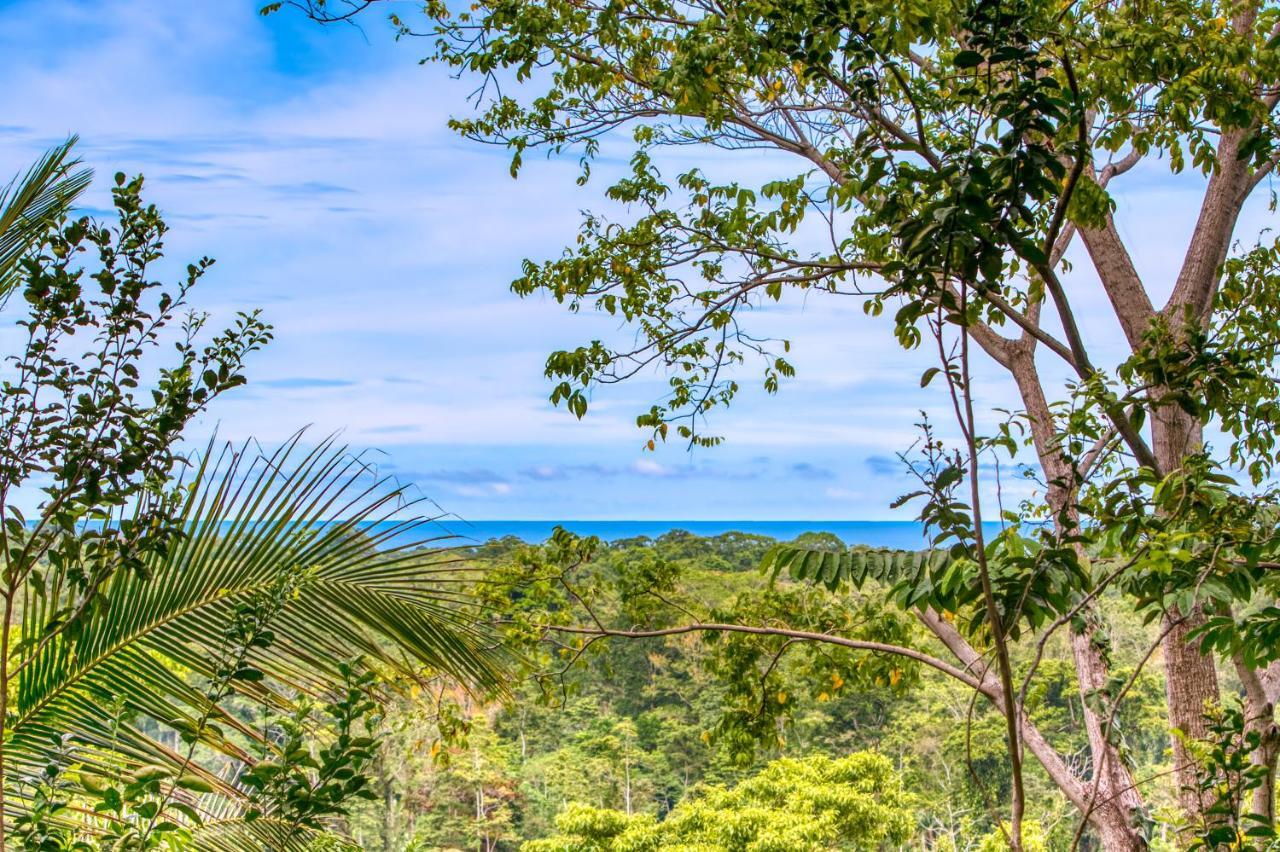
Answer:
188;815;355;851
8;433;504;828
0;137;92;304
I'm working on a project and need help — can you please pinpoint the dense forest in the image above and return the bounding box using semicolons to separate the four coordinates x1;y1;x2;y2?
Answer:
344;530;1174;851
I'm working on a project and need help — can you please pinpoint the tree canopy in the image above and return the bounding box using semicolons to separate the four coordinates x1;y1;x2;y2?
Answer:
522;752;916;852
275;0;1280;847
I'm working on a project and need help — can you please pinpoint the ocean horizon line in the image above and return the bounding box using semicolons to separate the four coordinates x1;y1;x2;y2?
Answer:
442;518;928;524
401;518;1008;550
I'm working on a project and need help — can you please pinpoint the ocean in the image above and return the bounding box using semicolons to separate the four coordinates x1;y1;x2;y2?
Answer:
394;519;1007;550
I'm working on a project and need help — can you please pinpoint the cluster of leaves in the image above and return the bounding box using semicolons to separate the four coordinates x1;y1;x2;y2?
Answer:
763;534;1087;641
0;139;91;302
68;566;315;849
240;661;385;840
1205;238;1280;483
1184;703;1279;850
11;734;86;851
702;583;921;765
522;752;916;852
762;421;1090;642
870;0;1077;319
3;168;272;625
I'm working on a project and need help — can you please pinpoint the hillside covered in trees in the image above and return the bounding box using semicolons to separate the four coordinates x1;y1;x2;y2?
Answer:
346;530;1175;851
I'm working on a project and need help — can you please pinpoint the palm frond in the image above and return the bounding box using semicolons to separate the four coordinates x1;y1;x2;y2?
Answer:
0;137;92;304
188;815;354;852
9;434;504;828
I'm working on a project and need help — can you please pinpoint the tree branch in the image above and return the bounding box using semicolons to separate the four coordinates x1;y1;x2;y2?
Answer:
1035;262;1162;471
543;621;991;692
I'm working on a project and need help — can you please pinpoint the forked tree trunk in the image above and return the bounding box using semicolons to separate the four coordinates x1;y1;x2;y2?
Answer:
1082;145;1249;839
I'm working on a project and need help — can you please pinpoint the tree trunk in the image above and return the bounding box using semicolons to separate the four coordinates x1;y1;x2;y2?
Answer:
624;754;632;816
1073;630;1150;850
1007;350;1149;849
1152;406;1222;838
382;764;395;852
1161;607;1220;825
1236;656;1280;824
474;744;486;852
1092;805;1150;852
1253;737;1280;827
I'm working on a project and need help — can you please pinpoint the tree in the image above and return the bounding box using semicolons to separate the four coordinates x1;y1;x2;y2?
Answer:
404;711;520;852
278;0;1280;847
0;148;504;847
521;751;916;851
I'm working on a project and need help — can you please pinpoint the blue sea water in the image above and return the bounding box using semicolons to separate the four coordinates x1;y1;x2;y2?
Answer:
388;519;1008;550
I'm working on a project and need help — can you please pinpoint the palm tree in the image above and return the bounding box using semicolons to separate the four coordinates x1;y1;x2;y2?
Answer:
8;435;504;847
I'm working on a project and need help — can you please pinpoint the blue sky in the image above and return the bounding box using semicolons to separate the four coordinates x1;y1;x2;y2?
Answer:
0;1;1267;520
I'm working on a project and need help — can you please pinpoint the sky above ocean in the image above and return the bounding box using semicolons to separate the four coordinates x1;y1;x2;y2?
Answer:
0;1;1268;520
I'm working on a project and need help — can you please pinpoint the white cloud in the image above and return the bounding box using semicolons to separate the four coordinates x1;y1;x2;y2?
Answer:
0;0;1260;520
630;459;674;477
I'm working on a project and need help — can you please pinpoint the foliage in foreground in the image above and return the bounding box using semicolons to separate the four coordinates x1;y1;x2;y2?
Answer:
0;144;503;848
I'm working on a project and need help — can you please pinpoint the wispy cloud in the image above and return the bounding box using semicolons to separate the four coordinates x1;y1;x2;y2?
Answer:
789;462;834;480
453;482;513;498
520;463;615;481
364;424;421;435
267;180;357;198
824;487;861;501
412;468;509;485
259;377;358;389
630;459;673;477
864;455;900;476
0;0;1219;520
